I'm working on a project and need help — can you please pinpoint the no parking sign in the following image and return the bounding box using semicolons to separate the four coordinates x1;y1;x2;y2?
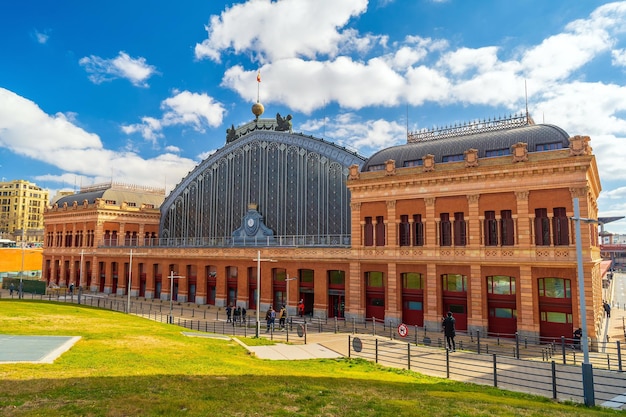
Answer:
397;323;408;338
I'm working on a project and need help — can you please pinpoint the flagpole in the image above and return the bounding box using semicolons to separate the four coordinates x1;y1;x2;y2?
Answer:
256;70;260;103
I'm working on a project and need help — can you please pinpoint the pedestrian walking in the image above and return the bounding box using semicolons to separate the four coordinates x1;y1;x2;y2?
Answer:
241;307;247;324
9;283;14;296
298;299;304;317
442;311;456;352
279;305;286;330
573;327;582;350
233;306;240;324
226;305;232;323
265;306;275;332
604;301;611;318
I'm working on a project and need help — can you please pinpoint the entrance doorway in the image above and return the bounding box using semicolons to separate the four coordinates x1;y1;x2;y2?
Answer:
329;292;345;318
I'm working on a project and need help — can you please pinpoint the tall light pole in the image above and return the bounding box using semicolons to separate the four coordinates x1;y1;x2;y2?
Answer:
78;249;96;304
253;250;276;337
126;249;147;314
285;273;296;318
572;197;596;407
168;270;184;324
19;226;24;299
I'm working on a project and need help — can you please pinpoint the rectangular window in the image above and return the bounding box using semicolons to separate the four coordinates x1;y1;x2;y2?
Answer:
402;272;423;290
405;301;423;311
375;216;385;246
300;269;314;283
490;308;517;318
552;207;569;246
403;159;423;167
541;311;572;324
364;217;373;246
442;154;464;162
538;277;571;298
536;142;563;151
442;273;467;292
367;164;385;172
366;271;384;287
413;214;424;246
487;275;515;295
328;270;345;286
484;210;498;246
500;210;514;246
534;208;550;246
453;212;466;246
440;213;452;246
399;215;410;246
485;148;511;157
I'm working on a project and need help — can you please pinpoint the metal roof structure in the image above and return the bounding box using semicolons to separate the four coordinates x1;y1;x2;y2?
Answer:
362;118;571;171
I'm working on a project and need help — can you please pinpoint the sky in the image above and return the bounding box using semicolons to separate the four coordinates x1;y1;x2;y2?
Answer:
2;1;626;232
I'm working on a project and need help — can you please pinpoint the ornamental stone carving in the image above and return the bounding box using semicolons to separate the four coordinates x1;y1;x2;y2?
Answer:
464;148;479;168
569;135;591;156
569;187;588;199
422;154;435;172
348;164;361;180
385;159;396;176
514;191;529;201
511;142;528;162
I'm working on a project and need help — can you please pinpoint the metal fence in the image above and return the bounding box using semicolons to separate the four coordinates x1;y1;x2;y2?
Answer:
347;335;626;408
6;291;626;408
7;290;626;372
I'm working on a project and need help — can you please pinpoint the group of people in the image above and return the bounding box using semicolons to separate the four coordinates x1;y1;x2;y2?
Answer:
225;305;247;324
265;305;288;332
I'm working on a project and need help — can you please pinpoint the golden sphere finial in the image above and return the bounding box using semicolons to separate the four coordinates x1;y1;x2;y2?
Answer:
252;102;264;119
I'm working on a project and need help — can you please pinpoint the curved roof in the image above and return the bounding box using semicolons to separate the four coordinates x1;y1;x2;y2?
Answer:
55;186;164;208
160;128;367;242
165;129;366;204
362;123;570;171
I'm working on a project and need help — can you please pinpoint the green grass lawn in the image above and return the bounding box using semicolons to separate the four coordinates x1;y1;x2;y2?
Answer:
0;300;621;417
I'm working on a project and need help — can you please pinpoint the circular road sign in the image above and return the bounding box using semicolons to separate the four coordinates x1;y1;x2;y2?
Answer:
397;323;409;338
352;337;363;352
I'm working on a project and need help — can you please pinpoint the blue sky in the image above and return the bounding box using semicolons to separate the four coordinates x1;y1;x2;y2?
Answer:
2;1;626;232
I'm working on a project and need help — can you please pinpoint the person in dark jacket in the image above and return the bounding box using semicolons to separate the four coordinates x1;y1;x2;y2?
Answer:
442;311;456;352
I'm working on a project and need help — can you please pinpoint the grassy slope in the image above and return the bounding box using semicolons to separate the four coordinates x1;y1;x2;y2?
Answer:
0;300;620;417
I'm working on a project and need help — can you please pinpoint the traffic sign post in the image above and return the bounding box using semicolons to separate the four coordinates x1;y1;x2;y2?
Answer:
397;323;408;338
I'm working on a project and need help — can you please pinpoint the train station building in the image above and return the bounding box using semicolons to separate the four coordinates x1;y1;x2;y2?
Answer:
42;109;604;342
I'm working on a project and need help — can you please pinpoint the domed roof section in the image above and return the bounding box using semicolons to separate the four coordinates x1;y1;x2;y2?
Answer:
362;120;570;172
54;182;165;208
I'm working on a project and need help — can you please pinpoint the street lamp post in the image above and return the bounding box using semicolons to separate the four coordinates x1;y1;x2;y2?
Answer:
126;249;147;314
19;227;24;299
168;271;184;324
572;197;596;407
285;273;296;320
253;250;276;337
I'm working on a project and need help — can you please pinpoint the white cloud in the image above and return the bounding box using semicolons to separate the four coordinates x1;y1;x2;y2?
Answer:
612;48;626;67
79;51;158;87
122;91;226;144
32;30;49;44
0;88;195;192
164;145;181;153
195;0;369;62
301;112;406;155
197;149;217;161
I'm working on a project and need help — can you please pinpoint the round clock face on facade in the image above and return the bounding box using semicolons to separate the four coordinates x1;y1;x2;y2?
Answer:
245;216;258;235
